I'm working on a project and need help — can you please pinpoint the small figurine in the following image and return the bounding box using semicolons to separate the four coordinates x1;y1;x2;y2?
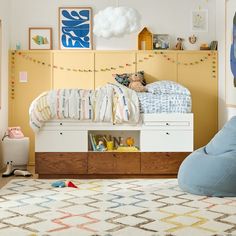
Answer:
175;37;184;50
126;137;134;147
119;137;124;146
189;34;197;44
96;140;107;151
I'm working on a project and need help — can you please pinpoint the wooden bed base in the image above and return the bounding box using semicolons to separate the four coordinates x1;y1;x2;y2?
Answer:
35;152;190;179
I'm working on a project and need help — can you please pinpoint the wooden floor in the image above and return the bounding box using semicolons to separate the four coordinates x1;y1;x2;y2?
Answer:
0;166;37;188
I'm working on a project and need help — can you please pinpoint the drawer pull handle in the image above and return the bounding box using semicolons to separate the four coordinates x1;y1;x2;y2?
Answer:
60;123;63;126
166;122;169;126
166;132;170;135
60;132;63;135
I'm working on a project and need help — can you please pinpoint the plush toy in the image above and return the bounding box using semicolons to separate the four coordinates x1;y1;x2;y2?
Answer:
128;73;146;92
126;137;134;147
51;180;78;188
96;140;107;151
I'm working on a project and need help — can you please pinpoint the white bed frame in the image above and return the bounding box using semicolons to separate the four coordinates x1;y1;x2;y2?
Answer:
35;113;193;178
36;113;193;153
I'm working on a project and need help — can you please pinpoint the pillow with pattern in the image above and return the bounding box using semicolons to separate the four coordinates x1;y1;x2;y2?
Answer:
146;80;190;95
113;73;130;87
113;71;146;87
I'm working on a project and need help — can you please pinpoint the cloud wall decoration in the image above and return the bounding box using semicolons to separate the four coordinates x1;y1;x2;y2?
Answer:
93;7;141;38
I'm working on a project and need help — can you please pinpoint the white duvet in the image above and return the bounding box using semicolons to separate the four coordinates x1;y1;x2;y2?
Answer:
29;83;140;132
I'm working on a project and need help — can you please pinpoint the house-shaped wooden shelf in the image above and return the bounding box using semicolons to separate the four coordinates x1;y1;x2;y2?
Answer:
138;27;153;50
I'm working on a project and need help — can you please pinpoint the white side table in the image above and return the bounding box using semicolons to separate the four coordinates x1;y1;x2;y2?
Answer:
2;137;29;167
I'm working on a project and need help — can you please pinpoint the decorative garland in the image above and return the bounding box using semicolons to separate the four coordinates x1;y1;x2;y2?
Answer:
11;52;16;100
11;50;216;72
10;50;217;100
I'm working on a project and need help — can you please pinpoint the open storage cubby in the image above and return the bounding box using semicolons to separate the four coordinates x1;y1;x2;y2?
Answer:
88;130;140;152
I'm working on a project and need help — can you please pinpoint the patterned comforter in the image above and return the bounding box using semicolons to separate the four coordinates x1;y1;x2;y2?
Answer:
137;92;192;114
29;83;140;132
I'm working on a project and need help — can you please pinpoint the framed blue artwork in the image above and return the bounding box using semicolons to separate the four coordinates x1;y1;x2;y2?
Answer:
59;7;92;49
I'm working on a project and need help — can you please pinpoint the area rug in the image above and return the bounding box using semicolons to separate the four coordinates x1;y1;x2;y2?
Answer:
0;179;236;236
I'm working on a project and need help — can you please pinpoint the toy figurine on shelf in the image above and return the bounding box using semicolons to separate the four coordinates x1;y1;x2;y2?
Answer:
126;137;135;147
175;37;184;50
188;34;197;44
96;140;107;152
119;137;124;146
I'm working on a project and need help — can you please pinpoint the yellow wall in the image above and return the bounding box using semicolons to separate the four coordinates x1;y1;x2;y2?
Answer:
9;50;218;165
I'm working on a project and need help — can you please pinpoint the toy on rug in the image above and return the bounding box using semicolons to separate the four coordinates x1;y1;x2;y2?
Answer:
128;73;147;92
51;180;78;188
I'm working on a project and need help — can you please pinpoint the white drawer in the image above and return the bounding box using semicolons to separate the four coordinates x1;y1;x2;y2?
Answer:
35;130;87;152
43;120;92;128
142;113;193;130
140;130;193;152
143;121;190;127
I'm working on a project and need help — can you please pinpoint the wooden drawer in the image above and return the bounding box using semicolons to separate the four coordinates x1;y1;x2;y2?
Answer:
141;152;188;174
35;152;87;174
88;152;140;174
35;130;87;152
140;130;193;152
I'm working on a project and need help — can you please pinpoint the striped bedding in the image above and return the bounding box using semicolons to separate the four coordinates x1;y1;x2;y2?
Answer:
29;83;140;132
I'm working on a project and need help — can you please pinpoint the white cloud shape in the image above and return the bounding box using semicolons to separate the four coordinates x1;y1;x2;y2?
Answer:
93;7;141;38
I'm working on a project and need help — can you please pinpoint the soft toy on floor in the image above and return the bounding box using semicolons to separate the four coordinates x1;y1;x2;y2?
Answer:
51;180;78;188
128;72;147;92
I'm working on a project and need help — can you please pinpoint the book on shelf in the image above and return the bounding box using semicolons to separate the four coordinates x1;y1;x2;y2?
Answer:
89;133;96;151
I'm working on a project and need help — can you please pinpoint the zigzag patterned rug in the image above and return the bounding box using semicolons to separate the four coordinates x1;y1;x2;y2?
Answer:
0;179;236;236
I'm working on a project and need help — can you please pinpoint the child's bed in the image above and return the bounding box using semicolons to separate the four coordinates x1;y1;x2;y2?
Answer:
31;80;193;178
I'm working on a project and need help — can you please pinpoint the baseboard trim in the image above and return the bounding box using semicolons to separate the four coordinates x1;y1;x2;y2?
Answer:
28;161;35;166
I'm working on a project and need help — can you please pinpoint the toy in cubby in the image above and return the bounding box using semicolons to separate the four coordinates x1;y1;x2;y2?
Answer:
96;140;107;152
90;133;139;152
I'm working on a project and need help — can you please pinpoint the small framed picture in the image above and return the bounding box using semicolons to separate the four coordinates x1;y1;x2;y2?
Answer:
153;34;170;50
191;10;208;32
59;7;92;50
29;27;52;50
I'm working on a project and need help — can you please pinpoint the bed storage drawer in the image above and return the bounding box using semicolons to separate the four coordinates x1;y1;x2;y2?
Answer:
143;121;190;127
142;113;193;130
141;152;188;174
88;152;140;174
35;131;87;152
140;130;193;152
35;152;87;174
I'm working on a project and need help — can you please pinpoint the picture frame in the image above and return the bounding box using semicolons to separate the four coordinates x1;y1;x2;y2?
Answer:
58;7;93;50
29;27;52;50
191;9;208;32
153;34;170;50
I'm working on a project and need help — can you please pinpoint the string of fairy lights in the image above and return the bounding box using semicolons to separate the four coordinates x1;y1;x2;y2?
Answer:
10;50;217;100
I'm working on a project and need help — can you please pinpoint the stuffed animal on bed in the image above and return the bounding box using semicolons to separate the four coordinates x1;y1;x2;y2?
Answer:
128;72;147;92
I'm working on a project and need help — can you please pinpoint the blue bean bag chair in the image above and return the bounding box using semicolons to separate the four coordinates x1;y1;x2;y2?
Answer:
178;116;236;197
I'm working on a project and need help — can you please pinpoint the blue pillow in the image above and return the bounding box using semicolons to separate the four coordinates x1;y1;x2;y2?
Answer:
205;116;236;155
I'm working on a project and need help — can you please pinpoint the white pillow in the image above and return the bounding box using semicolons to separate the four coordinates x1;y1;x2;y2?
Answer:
146;80;191;95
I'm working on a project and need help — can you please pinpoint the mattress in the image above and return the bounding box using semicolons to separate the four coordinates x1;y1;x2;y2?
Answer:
137;92;192;114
